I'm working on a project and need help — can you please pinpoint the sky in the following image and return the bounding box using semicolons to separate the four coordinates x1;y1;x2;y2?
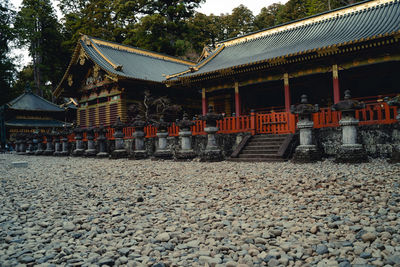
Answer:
10;0;287;69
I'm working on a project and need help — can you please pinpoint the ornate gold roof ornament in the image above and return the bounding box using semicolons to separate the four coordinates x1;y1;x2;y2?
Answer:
67;74;73;86
79;49;87;65
93;65;100;79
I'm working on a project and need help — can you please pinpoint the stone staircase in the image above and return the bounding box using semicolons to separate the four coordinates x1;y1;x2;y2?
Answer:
229;134;293;162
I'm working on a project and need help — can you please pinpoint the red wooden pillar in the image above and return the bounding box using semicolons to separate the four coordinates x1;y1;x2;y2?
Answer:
202;88;207;116
333;64;340;104
284;73;290;112
234;82;241;117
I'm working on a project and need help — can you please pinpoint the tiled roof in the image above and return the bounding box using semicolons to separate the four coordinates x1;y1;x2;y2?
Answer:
7;92;64;112
170;0;400;81
5;119;67;127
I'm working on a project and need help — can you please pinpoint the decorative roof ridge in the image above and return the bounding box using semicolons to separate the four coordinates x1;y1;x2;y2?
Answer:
88;36;196;66
221;0;396;47
165;44;225;80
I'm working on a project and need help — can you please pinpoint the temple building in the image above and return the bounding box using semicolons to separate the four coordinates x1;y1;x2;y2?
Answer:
55;0;400;129
54;36;198;127
167;0;400;116
1;86;69;142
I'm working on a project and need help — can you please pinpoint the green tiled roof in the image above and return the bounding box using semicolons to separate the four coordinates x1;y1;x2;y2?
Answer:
5;119;67;128
171;0;400;80
81;37;194;82
7;92;64;112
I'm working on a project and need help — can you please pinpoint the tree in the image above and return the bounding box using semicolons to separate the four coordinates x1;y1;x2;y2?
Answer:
253;3;283;31
0;0;16;105
15;0;68;98
224;5;255;39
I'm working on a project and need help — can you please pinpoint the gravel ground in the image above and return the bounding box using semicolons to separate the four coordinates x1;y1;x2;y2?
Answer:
0;154;399;267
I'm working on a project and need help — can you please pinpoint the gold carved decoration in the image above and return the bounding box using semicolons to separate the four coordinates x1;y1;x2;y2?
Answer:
79;49;87;65
93;65;100;79
68;74;73;86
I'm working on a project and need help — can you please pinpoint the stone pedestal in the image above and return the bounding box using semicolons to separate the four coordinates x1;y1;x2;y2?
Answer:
43;135;55;156
96;126;109;158
110;118;127;159
175;130;196;160
84;129;97;157
335;117;368;163
26;136;35;155
293;120;321;163
17;135;26;155
130;130;148;159
53;135;62;156
111;134;127;159
35;135;45;155
60;136;70;156
201;126;223;162
154;132;172;159
72;130;85;156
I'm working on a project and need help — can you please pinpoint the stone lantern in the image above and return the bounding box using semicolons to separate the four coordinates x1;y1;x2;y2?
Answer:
59;127;71;156
130;115;148;159
31;129;40;154
199;106;223;161
26;133;35;155
332;90;367;163
35;133;45;155
111;117;127;158
290;95;321;162
176;112;196;160
72;127;85;156
153;116;172;159
95;124;109;158
53;130;63;156
386;95;400;163
17;133;27;155
43;130;55;156
84;125;97;157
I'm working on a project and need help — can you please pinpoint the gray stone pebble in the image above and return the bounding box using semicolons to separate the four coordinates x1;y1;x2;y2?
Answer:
0;154;399;266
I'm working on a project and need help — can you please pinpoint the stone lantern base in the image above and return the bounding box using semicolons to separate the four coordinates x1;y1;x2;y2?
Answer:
43;149;55;156
84;149;97;157
389;149;400;163
153;150;173;160
335;144;368;163
110;149;127;159
97;151;109;158
35;149;44;156
72;149;85;157
292;145;321;163
130;150;148;160
175;150;197;161
200;149;223;162
59;151;70;156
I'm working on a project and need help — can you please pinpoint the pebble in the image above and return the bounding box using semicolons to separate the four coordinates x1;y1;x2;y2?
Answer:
0;155;398;266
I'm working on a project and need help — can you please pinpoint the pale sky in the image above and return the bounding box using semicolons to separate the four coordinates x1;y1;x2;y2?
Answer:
10;0;287;69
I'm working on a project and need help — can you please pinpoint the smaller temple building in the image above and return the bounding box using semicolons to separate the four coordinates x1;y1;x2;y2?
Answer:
0;86;70;144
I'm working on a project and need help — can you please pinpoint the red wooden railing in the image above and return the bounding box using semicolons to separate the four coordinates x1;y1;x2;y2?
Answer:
65;103;397;142
313;103;398;128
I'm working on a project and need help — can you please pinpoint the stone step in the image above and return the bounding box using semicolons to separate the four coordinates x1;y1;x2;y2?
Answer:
251;137;286;141
238;154;280;158
245;145;281;149
241;149;279;154
247;141;283;146
229;157;285;162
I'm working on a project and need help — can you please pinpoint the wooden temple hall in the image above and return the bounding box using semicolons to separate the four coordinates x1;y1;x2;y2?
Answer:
55;0;400;131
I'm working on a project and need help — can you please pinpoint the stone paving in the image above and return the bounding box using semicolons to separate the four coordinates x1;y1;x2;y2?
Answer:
0;154;399;267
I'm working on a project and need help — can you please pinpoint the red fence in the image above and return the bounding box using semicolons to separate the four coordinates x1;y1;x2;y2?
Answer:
313;103;398;128
66;103;397;142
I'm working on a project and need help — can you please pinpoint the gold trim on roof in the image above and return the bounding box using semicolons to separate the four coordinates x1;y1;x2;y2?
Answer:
221;0;395;48
90;38;195;66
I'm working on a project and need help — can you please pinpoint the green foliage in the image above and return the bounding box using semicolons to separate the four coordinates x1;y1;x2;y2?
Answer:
253;4;284;31
0;0;16;105
14;0;68;98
